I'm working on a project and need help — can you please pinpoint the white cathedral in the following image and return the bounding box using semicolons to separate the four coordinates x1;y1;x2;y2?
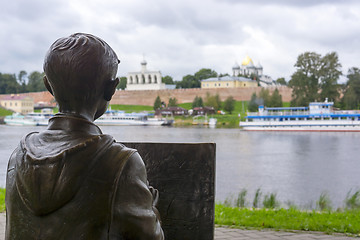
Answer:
232;55;276;87
126;60;166;91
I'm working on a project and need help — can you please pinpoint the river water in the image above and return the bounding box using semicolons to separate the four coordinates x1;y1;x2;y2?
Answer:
0;124;359;209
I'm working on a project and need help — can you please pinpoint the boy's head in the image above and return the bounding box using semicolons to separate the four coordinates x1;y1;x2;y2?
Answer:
43;33;120;119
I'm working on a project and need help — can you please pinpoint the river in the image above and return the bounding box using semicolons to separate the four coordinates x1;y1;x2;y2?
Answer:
0;124;359;209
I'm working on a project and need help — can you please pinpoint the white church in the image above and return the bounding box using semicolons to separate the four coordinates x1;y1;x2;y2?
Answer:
232;55;276;87
126;60;166;91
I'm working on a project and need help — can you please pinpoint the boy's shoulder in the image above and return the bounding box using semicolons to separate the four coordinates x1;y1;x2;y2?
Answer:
99;136;140;163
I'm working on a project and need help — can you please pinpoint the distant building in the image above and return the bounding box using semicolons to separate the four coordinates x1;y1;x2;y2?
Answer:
232;55;263;77
126;60;166;91
232;55;277;87
0;95;34;114
192;107;215;116
201;76;258;89
155;107;188;116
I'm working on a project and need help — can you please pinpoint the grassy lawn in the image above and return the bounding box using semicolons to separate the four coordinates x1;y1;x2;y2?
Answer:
0;107;13;117
0;188;4;212
178;102;193;110
215;204;360;236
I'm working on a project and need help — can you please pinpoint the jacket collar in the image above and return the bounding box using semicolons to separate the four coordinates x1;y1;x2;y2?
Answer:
47;113;103;135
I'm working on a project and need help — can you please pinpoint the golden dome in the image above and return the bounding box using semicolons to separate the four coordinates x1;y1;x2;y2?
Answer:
241;55;254;66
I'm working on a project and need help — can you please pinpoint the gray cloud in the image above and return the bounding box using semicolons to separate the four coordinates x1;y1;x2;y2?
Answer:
220;0;360;7
0;0;359;82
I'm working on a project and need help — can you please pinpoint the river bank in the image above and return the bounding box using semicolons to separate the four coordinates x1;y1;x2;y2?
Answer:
173;115;241;128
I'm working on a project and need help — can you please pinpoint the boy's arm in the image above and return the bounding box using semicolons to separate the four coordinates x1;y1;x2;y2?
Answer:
110;152;164;240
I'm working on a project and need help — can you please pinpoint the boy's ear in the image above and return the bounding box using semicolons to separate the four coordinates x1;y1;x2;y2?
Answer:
104;78;119;101
43;76;54;96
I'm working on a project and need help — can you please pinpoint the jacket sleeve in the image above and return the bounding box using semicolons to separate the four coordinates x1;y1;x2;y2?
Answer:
109;151;164;240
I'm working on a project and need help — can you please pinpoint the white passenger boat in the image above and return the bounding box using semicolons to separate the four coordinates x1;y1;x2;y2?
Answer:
240;98;360;131
95;110;173;126
4;109;53;126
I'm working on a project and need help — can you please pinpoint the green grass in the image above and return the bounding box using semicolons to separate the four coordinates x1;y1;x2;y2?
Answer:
0;107;13;117
215;204;360;235
34;107;59;113
0;188;5;212
110;104;153;112
283;102;291;107
213;114;241;128
178;102;193;110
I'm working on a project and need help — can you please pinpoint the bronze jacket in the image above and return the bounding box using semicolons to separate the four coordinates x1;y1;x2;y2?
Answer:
5;114;164;240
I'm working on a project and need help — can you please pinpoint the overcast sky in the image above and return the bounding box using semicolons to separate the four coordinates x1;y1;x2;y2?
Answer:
1;0;360;82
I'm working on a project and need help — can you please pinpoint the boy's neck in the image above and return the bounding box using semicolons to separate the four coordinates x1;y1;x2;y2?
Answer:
59;109;95;122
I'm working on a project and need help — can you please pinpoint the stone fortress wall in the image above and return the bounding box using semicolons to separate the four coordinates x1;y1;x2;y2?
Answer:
110;86;292;106
0;86;292;107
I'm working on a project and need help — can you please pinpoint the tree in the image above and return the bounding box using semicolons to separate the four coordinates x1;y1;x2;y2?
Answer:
319;52;342;101
176;74;198;89
176;68;217;89
17;70;27;93
192;96;203;108
0;73;20;94
117;77;127;90
223;96;235;114
153;96;162;110
269;88;283;107
259;88;270;106
276;77;287;86
218;73;230;77
289;52;322;106
289;51;342;106
248;93;258;112
168;97;178;107
342;67;360;109
17;70;27;85
162;75;174;84
205;93;221;111
194;68;217;81
27;71;46;92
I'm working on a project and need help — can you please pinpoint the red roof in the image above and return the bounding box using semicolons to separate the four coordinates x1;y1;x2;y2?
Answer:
1;95;32;101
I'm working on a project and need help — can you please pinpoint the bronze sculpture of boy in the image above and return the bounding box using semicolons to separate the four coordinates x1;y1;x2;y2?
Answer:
5;33;164;240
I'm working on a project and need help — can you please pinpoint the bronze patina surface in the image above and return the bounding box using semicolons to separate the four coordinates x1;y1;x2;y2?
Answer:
5;33;164;240
124;142;215;240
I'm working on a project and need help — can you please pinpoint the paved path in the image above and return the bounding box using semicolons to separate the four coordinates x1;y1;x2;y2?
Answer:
215;227;358;240
0;213;357;239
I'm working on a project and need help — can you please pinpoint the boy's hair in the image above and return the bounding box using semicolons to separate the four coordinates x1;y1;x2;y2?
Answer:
43;33;119;106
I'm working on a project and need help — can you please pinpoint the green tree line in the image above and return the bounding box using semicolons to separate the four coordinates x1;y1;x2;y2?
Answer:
3;51;360;110
248;88;283;112
0;71;46;94
153;93;236;114
288;51;360;109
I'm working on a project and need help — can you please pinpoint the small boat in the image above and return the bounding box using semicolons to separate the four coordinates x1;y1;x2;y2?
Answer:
209;118;217;128
192;114;217;127
240;98;360;131
192;115;208;125
95;110;172;126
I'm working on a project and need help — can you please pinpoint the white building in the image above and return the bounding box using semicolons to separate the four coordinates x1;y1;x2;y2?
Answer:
232;55;263;77
126;60;166;91
232;55;277;87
